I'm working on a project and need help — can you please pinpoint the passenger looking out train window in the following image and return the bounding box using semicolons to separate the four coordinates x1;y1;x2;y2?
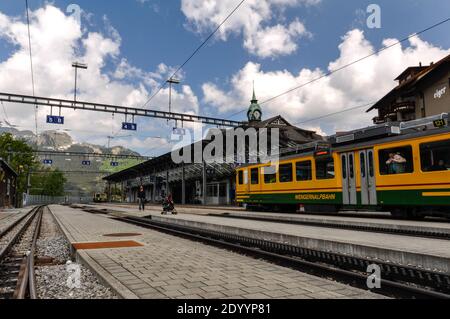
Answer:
316;157;335;180
379;146;413;175
420;139;450;172
386;153;407;174
279;163;293;183
296;161;312;181
263;166;277;184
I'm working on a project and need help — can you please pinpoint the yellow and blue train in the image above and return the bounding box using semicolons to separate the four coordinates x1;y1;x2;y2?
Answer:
236;114;450;218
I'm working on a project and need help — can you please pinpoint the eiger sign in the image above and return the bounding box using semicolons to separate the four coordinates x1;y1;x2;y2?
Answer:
434;86;447;99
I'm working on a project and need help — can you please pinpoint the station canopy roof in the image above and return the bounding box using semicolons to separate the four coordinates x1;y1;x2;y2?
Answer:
103;115;325;184
0;158;18;177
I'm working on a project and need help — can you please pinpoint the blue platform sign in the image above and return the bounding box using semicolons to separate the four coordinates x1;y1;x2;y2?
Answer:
122;122;137;131
43;159;53;165
173;128;186;135
82;160;91;166
46;115;65;125
110;161;119;167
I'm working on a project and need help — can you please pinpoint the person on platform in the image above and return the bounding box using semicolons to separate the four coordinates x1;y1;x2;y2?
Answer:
138;185;146;211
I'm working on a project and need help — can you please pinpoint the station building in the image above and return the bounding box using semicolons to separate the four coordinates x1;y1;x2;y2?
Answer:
103;91;324;205
368;53;450;124
0;158;18;209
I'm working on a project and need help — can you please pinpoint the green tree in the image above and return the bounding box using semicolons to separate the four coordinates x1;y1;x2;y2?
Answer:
0;133;38;202
0;133;67;201
30;169;67;196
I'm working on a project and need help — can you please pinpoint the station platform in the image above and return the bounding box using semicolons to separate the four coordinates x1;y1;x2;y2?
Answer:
88;203;450;274
103;203;450;236
48;205;384;299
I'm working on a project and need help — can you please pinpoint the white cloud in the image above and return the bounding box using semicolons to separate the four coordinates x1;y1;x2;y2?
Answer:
181;0;319;58
0;5;200;153
245;19;311;58
202;29;450;134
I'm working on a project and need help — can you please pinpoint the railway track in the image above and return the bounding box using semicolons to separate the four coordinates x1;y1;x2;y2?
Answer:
0;206;43;299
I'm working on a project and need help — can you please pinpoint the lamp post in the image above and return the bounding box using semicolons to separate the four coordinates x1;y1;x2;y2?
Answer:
72;62;88;102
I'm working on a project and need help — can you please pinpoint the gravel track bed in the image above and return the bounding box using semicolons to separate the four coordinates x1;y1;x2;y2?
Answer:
0;211;36;255
10;213;40;255
37;209;71;264
35;264;118;299
35;209;118;299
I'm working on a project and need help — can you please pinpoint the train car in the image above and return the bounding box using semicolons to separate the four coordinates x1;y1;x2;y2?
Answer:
236;114;450;218
93;193;108;203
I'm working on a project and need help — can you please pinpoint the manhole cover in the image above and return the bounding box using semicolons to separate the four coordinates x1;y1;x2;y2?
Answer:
103;233;142;237
73;240;144;250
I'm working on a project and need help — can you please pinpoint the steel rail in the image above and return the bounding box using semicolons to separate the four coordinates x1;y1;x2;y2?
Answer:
111;213;450;299
0;208;37;242
0;206;42;299
0;207;39;261
28;207;43;299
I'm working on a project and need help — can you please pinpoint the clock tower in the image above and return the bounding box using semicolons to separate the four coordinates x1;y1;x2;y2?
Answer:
247;87;262;122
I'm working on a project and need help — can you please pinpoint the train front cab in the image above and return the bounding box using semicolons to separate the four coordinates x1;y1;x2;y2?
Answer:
338;132;450;217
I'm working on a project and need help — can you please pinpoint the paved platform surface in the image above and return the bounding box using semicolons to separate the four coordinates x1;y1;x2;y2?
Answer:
49;205;384;299
88;204;450;274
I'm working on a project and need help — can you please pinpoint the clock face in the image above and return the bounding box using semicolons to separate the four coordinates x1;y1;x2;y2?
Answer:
253;110;261;120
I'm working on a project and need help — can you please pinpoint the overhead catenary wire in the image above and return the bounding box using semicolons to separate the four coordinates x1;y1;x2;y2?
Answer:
293;101;378;125
25;0;39;139
225;17;450;120
141;0;247;109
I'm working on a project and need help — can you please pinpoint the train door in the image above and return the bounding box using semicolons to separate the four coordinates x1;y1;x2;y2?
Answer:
244;169;250;193
341;152;357;205
359;149;377;205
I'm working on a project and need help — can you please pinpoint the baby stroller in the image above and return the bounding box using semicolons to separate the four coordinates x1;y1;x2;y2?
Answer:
161;193;177;215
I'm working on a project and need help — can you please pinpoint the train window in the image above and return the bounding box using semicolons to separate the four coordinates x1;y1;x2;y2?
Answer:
379;146;414;175
207;185;218;197
296;161;312;181
349;154;354;179
316;157;335;180
420;139;450;172
238;170;244;185
368;151;374;177
360;153;366;178
341;156;347;179
263;166;277;184
279;163;293;183
251;168;259;184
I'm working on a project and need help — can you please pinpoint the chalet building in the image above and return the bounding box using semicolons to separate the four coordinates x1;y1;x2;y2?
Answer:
0;158;18;209
368;54;450;124
104;90;324;206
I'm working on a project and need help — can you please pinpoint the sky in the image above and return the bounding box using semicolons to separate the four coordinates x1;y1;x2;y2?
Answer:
0;0;449;156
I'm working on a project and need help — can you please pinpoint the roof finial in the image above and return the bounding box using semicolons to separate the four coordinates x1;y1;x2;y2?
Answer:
252;81;257;102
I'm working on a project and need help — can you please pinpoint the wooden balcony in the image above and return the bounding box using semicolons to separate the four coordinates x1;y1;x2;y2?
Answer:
393;101;416;114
